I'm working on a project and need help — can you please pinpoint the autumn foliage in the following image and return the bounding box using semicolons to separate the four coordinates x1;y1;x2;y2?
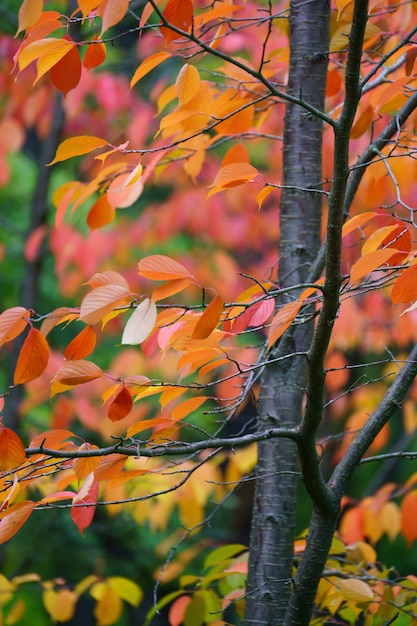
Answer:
0;0;417;624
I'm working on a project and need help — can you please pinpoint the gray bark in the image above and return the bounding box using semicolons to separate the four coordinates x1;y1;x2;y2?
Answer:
244;3;330;624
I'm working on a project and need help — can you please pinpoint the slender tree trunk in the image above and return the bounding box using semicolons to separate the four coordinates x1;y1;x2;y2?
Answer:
245;3;330;625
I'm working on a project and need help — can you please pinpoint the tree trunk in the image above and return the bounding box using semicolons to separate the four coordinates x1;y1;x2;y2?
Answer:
245;3;330;624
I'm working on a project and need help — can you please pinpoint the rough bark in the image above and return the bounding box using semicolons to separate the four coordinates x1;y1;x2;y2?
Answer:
244;3;330;625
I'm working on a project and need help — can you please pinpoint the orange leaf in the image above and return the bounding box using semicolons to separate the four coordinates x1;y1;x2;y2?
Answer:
73;445;100;480
99;0;130;34
207;162;259;197
256;185;275;210
127;417;175;437
40;307;78;337
18;38;72;73
64;325;96;360
222;144;250;166
94;454;126;481
71;481;99;535
171;396;208;421
50;41;82;96
83;37;107;70
78;0;102;17
0;427;26;470
138;255;195;281
0;307;29;347
107;387;133;422
47;135;108;166
87;194;115;229
51;360;103;396
391;263;417;304
402;490;417;546
161;0;193;43
130;51;172;89
86;271;130;290
79;284;133;325
0;501;36;544
350;249;398;282
175;64;200;106
17;0;43;34
268;302;301;349
151;278;192;302
342;212;377;238
13;328;50;385
191;295;223;340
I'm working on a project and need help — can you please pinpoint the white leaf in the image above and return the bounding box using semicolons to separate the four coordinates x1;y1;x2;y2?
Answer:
121;298;157;345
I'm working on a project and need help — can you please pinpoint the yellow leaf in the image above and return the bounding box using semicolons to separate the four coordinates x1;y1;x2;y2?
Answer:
175;64;200;106
361;225;398;256
337;578;373;604
17;0;43;34
93;584;123;626
47;135;108;166
42;588;77;622
108;577;143;606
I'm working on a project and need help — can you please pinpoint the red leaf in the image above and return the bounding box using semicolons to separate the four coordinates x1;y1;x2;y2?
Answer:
0;501;36;544
0;427;26;470
71;481;99;535
161;0;193;43
64;325;96;360
107;387;133;422
49;40;82;96
13;328;50;385
169;595;191;626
